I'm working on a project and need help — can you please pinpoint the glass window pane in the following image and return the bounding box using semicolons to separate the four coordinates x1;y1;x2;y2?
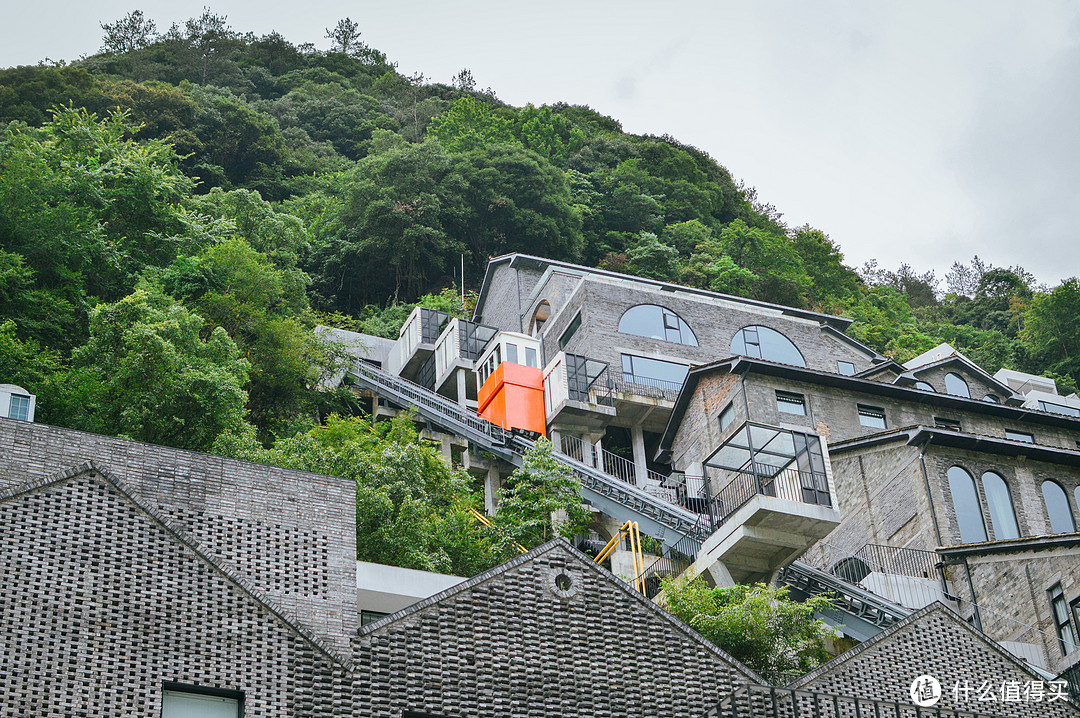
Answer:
620;354;689;388
1005;430;1034;444
162;691;239;718
559;313;581;349
525;347;537;368
8;395;30;421
505;343;518;364
837;361;856;376
1043;481;1076;534
915;381;935;392
776;391;806;416
944;372;971;398
982;394;999;403
948;466;987;543
618;305;697;346
719;404;735;431
730;326;805;367
982;472;1020;540
858;405;887;429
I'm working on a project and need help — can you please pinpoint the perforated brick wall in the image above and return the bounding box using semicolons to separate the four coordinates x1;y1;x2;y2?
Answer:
0;468;353;716
794;605;1079;717
350;541;761;718
0;417;357;650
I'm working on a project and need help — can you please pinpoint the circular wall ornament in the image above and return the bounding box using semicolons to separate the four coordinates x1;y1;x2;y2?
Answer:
547;567;581;600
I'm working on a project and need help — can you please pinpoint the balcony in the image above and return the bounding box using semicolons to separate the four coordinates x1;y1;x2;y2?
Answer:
692;422;841;583
431;318;498;400
542;352;616;431
386;307;452;379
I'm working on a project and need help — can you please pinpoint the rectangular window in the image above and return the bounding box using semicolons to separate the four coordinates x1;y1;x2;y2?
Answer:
559;312;582;349
525;346;538;368
1040;400;1080;417
361;609;390;626
776;391;807;416
8;394;30;421
1050;584;1078;656
620;354;689;390
163;686;241;718
1005;430;1034;444
719;403;735;431
837;361;856;376
505;343;518;364
934;417;962;432
857;404;887;429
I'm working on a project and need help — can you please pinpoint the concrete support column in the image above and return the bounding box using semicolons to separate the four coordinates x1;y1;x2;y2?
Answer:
631;424;648;487
456;368;468;409
549;428;562;453
593;436;604;470
485;466;500;515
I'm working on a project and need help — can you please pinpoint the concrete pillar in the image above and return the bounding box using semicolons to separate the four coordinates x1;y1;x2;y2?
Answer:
485;466;500;515
631;424;648;487
456;368;468;409
705;560;735;588
549;428;562;453
593;436;604;470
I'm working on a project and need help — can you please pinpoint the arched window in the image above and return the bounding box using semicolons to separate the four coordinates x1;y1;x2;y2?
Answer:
947;466;987;543
915;381;935;392
982;472;1020;540
730;326;806;367
618;305;698;346
944;372;971;398
1043;481;1076;534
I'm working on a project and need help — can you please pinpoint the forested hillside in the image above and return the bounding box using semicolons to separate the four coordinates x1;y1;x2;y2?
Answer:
2;11;1078;569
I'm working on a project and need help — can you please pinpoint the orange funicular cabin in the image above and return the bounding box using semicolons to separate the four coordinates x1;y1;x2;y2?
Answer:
476;333;546;436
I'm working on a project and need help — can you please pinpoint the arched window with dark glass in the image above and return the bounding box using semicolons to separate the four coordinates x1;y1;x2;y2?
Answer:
730;326;806;367
1043;481;1076;534
948;466;987;543
982;472;1020;540
944;372;971;398
618;305;698;346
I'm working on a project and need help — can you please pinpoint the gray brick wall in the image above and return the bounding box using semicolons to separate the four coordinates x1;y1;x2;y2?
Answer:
0;417;357;650
475;261;546;332
958;543;1080;677
794;604;1079;717
0;468;353;716
350;540;761;718
912;364;1005;403
535;276;873;381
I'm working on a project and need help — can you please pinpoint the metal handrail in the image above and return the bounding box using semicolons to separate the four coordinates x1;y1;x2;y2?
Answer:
708;466;832;531
350;361;711;544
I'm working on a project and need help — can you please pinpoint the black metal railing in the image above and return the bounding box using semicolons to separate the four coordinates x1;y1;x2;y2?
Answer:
635;512;712;598
1058;662;1080;705
708;466;832;529
566;353;614;406
613;375;683;400
712;684;1002;718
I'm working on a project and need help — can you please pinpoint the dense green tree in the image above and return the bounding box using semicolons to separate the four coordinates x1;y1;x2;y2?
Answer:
1022;278;1080;387
59;284;250;451
626;232;680;282
428;96;514;153
325;18;362;55
100;10;158;54
215;413;498;575
661;576;835;677
493;439;592;560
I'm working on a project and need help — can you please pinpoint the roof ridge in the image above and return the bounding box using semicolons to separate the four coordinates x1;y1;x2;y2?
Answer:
1;461;354;671
356;536;765;685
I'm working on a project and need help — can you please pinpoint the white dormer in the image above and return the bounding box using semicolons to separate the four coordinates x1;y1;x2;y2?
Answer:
903;342;959;370
993;368;1080;417
0;384;35;422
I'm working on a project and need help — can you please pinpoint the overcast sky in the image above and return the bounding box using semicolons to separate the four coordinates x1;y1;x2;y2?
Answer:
3;1;1079;286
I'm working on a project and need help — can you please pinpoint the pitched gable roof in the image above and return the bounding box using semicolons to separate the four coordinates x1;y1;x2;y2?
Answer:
0;461;352;669
789;602;1079;715
352;538;766;718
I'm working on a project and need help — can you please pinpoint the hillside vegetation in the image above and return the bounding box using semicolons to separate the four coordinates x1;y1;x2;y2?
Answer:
2;11;1078;567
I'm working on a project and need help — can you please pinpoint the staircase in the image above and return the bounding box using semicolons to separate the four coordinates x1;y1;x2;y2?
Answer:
349;362;708;547
778;561;911;642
